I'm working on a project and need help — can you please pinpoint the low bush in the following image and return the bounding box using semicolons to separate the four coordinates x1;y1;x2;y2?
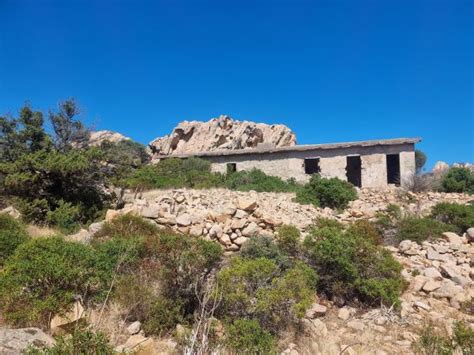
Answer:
113;275;155;322
224;168;299;193
303;221;405;307
26;326;114;354
441;167;474;194
225;319;276;354
0;214;29;266
375;203;402;231
396;217;454;243
346;219;383;245
276;224;300;256
142;296;186;336
93;214;160;240
17;198;50;225
46;200;81;234
0;237;103;327
240;235;289;267
146;231;222;299
412;321;474;355
216;257;316;331
430;202;474;234
295;175;357;209
119;157;224;190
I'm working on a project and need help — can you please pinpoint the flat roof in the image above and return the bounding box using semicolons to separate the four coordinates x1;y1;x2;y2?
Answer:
165;137;421;158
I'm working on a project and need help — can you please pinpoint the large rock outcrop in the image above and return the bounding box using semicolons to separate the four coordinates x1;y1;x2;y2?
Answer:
89;130;130;146
148;115;296;159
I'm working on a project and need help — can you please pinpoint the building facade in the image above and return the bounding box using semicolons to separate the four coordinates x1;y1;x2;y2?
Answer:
169;138;421;189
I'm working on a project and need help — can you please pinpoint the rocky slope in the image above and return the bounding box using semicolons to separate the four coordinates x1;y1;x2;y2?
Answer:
147;115;296;159
91;187;472;253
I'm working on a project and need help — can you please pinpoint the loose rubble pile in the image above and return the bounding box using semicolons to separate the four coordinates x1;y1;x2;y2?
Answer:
95;187;473;253
106;188;326;252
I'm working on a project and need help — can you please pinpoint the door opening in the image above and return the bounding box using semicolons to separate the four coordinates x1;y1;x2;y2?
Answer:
346;156;362;187
386;154;400;185
226;163;237;174
304;158;321;175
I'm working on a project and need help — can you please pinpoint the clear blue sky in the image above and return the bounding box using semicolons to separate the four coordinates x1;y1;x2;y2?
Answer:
1;0;472;169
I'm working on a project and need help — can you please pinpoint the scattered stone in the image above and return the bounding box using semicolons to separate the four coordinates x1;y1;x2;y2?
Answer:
0;328;55;354
466;228;474;243
423;280;442;292
237;197;258;212
176;213;192;226
338;308;351;321
347;320;365;331
424;267;442;280
305;303;328;318
50;300;85;335
242;222;259;237
127;321;141;335
414;301;431;311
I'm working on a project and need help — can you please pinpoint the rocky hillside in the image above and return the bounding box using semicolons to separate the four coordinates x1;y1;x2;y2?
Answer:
147;115;296;158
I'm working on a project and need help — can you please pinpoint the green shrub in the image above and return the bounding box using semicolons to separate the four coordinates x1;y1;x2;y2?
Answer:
396;217;454;243
412;321;474;355
453;321;474;354
142;296;185;336
224;168;299;193
430;202;474;234
46;200;81;233
216;257;316;331
295;175;357;209
93;214;160;240
146;231;222;298
346;220;382;245
225;319;276;355
313;217;344;230
0;237;103;327
0;214;29;266
441;167;474;194
120;157;224;190
17;198;50;224
113;275;155;322
276;224;300;256
26;326;114;354
240;235;289;267
303;222;405;307
412;323;453;355
375;203;402;230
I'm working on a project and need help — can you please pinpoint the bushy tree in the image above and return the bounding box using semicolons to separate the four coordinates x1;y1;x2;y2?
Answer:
0;100;109;227
441;167;474;194
415;150;427;173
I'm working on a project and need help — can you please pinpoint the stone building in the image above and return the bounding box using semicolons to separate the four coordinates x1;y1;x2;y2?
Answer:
169;138;421;188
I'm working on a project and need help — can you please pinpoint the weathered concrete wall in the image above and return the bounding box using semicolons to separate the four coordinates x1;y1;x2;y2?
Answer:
320;156;347;181
400;151;416;188
361;154;387;188
208;143;416;188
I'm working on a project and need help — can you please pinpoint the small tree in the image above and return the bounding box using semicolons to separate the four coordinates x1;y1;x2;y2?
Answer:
415;150;427;174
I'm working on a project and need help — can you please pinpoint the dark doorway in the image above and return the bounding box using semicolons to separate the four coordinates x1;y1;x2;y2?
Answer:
304;158;321;174
346;156;362;187
226;163;237;174
386;154;400;185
